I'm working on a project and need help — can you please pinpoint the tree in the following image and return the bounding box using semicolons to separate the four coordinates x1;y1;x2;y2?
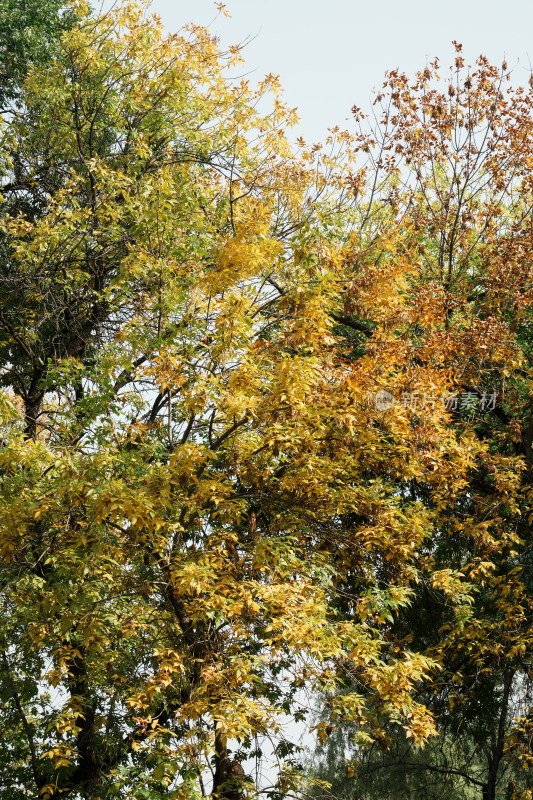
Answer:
307;46;533;800
0;4;483;799
0;0;76;110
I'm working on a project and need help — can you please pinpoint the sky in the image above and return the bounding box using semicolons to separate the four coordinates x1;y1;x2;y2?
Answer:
151;0;533;143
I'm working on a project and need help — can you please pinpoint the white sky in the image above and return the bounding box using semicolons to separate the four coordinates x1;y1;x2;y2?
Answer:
152;0;533;143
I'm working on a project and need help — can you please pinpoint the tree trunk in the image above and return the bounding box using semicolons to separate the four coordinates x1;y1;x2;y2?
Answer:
482;671;514;800
212;729;246;800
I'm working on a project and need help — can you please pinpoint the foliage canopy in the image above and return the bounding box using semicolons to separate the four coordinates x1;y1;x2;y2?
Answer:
0;6;532;800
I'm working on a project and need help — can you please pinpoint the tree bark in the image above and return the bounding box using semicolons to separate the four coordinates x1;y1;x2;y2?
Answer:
482;671;514;800
212;729;246;800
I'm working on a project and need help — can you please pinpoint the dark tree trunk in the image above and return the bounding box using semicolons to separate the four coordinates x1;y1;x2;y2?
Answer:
212;730;246;800
66;646;102;794
24;379;45;440
482;671;514;800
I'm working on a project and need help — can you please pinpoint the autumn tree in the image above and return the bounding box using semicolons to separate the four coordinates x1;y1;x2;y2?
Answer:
0;3;487;800
307;47;533;800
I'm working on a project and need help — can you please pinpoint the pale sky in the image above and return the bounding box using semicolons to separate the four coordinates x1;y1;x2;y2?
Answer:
151;0;533;143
